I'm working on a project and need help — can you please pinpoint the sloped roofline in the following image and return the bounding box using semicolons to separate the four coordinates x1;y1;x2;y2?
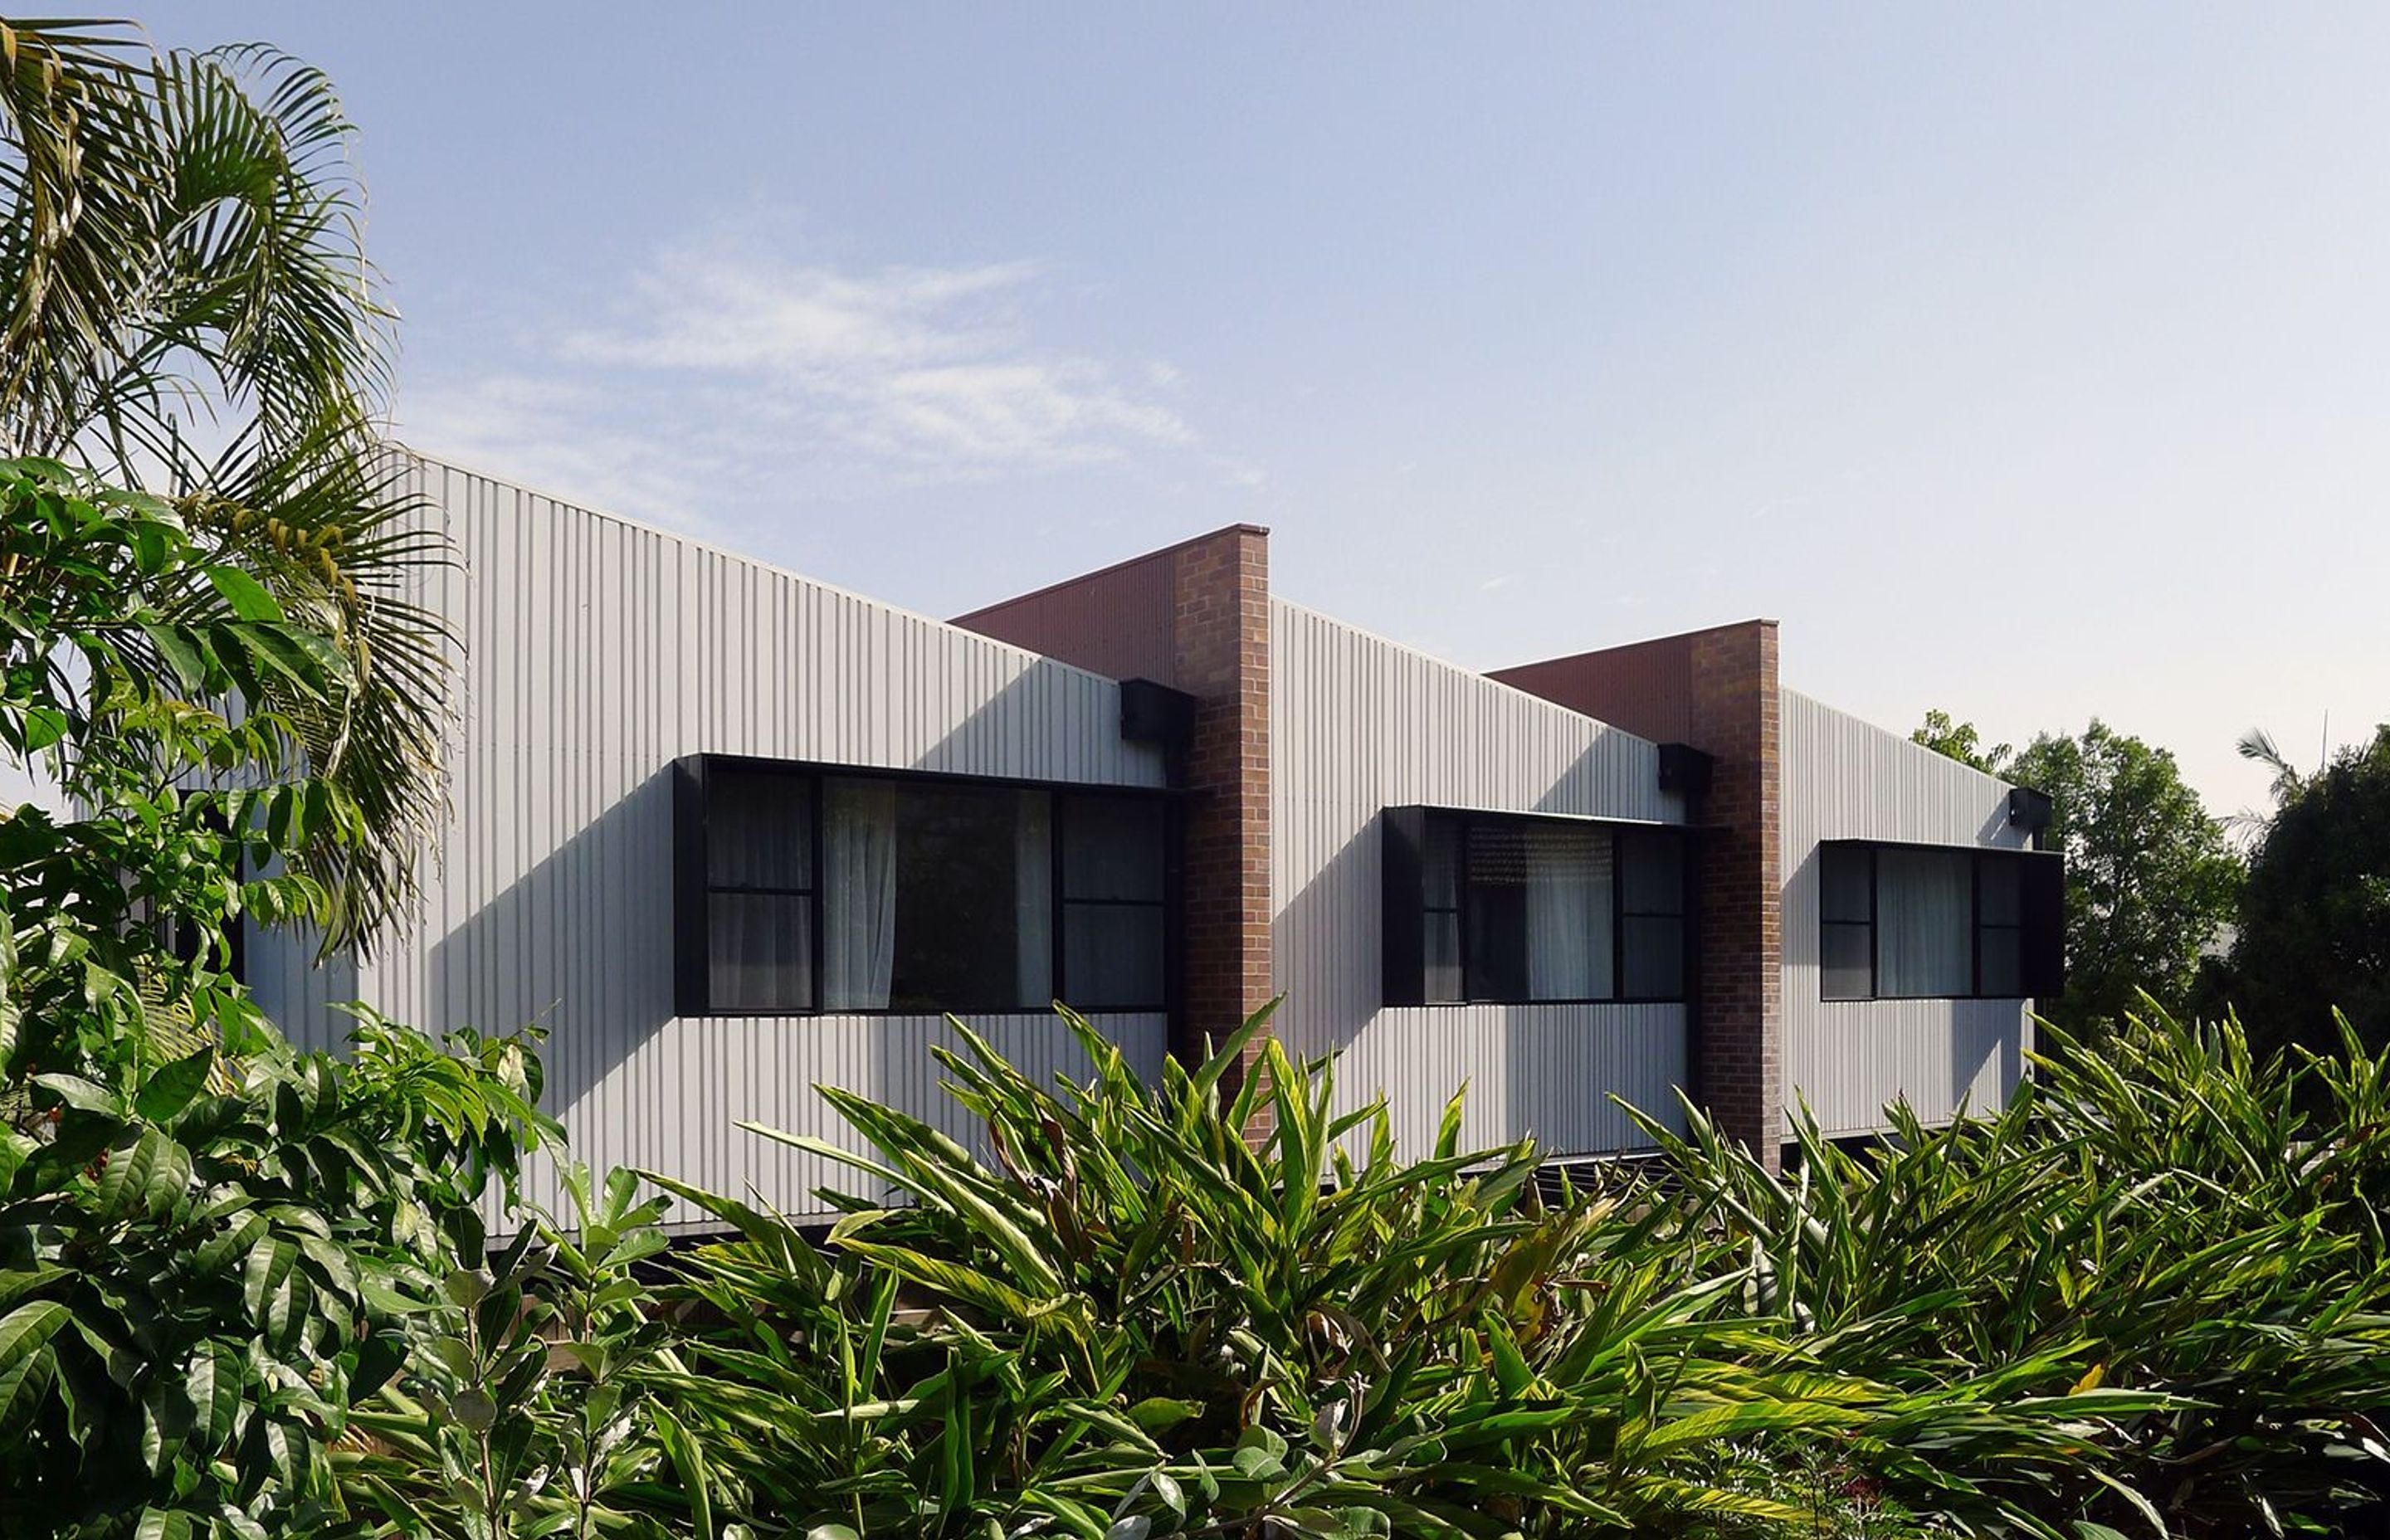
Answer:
397;444;1137;690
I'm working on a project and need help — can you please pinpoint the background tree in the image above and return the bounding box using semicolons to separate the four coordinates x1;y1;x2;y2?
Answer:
1910;709;2012;776
1914;713;2242;1039
2229;725;2390;1063
0;17;449;945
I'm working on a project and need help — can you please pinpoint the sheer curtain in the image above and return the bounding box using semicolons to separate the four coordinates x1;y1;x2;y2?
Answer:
822;779;898;1011
1422;817;1463;1002
1524;826;1614;1001
1877;847;1973;997
1014;791;1053;1009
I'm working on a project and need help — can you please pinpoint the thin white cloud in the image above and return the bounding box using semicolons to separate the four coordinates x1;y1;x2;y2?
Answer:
558;236;1191;471
393;224;1213;526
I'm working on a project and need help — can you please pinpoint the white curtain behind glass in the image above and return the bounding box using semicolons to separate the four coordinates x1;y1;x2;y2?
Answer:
1877;847;1973;997
1524;826;1614;1001
822;780;898;1011
1422;817;1463;1001
1015;792;1053;1009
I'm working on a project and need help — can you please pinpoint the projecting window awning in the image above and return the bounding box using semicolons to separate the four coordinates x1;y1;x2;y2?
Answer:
1817;840;2064;1002
1381;806;1693;1008
675;756;1173;1018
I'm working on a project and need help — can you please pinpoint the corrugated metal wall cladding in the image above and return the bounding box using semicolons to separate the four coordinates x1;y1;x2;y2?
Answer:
246;456;1169;1220
1269;602;1690;1155
1778;690;2032;1133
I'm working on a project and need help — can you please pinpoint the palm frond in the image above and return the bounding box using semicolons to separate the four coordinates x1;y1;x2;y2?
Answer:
0;18;448;948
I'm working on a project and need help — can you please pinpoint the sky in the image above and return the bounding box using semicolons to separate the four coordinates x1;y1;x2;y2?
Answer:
145;2;2390;819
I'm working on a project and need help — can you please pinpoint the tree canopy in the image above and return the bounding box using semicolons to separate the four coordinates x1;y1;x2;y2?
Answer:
1912;713;2242;1038
2228;724;2390;1063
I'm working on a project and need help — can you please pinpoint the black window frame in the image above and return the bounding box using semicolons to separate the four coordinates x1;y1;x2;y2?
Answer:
1381;806;1692;1008
675;754;1178;1019
1815;839;2063;1002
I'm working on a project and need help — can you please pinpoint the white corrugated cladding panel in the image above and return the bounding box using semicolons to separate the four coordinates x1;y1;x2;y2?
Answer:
1270;600;1691;1159
249;455;1169;1222
1779;688;2033;1136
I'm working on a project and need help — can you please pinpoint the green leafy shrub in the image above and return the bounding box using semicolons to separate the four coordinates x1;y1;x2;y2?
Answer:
632;1011;2129;1539
0;1013;554;1538
347;1163;694;1540
1640;1005;2390;1535
0;458;554;1538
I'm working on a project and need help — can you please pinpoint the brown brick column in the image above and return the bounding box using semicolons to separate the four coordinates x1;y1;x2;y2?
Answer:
1169;530;1273;1073
1687;622;1782;1170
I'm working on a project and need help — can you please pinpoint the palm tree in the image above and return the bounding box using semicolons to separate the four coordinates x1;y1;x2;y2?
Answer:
2225;727;2311;848
2236;729;2307;806
0;17;448;947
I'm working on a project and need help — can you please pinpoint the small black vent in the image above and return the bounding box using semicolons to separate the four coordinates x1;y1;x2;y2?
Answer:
2007;787;2054;836
1656;743;1714;799
1120;678;1197;748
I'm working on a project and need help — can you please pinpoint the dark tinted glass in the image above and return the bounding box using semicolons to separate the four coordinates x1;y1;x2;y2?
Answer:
707;893;812;1011
1821;921;1873;1000
1621;829;1684;914
887;783;1025;1011
1622;915;1684;999
1061;794;1164;901
1978;928;2022;997
1819;845;1872;924
1423;815;1461;911
1424;912;1462;1002
1063;904;1164;1009
707;769;812;890
1978;855;2022;927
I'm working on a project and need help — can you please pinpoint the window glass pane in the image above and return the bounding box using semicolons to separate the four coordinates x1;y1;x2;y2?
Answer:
1978;855;2022;927
1424;912;1462;1002
1622;915;1683;999
1819;845;1871;924
1466;821;1614;1001
1423;815;1461;911
1061;794;1164;902
1876;847;1974;997
884;783;1026;1013
708;770;812;889
708;893;812;1011
1822;921;1873;1000
1015;792;1053;1009
1979;928;2022;997
1621;829;1684;915
1063;903;1163;1009
822;780;900;1011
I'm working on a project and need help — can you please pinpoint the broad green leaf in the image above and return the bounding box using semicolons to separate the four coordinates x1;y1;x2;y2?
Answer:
243;1237;296;1320
203;564;285;622
134;1509;192;1540
95;1128;191;1221
187;1341;244;1452
137;622;212;694
136;1045;215;1124
32;1073;124;1118
0;1301;68;1431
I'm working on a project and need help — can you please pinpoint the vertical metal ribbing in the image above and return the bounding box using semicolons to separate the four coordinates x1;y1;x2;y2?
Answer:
238;453;1172;1224
1268;600;1690;1161
1778;688;2035;1137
